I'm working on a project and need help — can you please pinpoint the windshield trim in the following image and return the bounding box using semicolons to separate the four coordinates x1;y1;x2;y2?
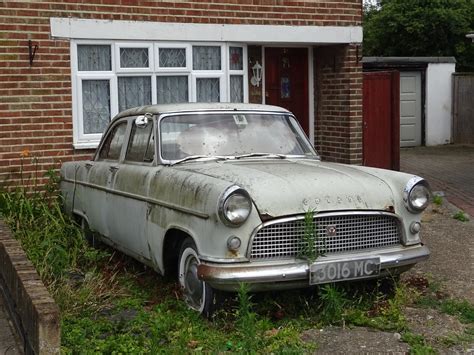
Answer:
156;110;320;166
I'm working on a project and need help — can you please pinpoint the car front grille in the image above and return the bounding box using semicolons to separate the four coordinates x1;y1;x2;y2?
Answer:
249;213;401;260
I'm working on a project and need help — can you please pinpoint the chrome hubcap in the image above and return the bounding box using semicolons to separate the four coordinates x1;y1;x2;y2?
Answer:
181;250;204;311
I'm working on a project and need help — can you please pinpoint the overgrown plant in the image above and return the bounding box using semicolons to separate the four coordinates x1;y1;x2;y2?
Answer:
0;163;89;282
236;282;259;352
298;210;324;262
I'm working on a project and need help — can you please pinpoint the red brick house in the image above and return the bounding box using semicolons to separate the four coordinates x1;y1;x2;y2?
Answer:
0;1;363;186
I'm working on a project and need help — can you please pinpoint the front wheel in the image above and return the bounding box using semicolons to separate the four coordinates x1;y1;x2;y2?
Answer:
178;238;220;318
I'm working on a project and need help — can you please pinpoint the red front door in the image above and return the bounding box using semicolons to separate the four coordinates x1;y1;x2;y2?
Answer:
363;71;400;170
264;48;309;135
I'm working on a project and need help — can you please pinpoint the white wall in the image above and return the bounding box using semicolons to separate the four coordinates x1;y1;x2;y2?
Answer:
425;63;456;145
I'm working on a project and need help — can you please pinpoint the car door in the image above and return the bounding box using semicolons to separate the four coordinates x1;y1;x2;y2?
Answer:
107;115;156;259
84;119;129;238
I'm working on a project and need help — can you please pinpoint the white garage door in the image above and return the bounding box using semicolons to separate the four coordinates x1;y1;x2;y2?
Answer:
400;72;422;147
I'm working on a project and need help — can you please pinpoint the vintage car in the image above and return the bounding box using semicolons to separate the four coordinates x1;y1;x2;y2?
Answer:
60;103;430;316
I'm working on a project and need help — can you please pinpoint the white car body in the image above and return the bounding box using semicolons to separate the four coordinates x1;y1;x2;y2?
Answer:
61;103;430;315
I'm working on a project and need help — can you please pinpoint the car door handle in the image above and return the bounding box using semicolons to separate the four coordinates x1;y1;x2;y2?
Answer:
109;166;119;172
85;162;94;169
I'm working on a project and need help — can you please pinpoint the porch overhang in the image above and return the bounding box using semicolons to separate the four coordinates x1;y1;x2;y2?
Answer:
50;17;362;44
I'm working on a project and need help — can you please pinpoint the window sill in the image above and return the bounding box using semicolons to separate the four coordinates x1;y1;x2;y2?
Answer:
73;141;100;150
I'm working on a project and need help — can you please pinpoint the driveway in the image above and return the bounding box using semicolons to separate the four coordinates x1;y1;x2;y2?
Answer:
400;144;474;216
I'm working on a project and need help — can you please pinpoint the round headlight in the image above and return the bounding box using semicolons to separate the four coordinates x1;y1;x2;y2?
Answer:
404;177;431;213
219;187;252;226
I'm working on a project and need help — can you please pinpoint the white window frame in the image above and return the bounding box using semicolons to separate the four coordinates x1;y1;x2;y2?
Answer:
227;44;248;103
155;43;191;72
115;42;154;73
71;40;248;149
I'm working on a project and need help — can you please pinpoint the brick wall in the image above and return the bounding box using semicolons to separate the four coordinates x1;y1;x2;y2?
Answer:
0;0;362;187
314;44;363;164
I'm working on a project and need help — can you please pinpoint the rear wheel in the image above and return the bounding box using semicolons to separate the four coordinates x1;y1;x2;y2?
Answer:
178;238;220;318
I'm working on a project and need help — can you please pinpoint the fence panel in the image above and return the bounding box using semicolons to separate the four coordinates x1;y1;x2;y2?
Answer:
453;74;474;144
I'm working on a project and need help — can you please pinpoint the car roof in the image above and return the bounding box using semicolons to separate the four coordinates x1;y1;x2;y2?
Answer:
113;103;291;121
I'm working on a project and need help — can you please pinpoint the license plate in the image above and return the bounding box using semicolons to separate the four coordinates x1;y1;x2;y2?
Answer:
309;258;381;285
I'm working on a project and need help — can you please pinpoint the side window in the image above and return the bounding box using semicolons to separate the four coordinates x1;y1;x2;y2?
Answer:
125;122;154;162
98;122;127;161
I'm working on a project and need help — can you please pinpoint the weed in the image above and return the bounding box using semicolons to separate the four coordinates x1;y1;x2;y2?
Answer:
417;296;474;324
235;283;259;352
298;210;324;262
0;173;89;282
401;332;436;354
453;210;469;222
318;284;348;324
439;299;474;324
432;195;443;206
440;326;474;349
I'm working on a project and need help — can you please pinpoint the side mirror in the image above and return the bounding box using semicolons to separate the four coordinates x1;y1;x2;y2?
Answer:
135;114;151;128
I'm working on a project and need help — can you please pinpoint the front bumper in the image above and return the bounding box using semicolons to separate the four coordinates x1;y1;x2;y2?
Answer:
198;245;429;291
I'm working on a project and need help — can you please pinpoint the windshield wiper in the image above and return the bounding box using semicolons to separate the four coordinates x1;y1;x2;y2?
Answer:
233;153;289;160
170;155;228;166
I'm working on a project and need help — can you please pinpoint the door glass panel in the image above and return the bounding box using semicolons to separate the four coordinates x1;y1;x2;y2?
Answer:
126;122;154;162
230;75;243;103
281;76;290;99
98;122;127;160
229;47;243;70
156;76;188;104
82;79;110;134
78;45;111;71
193;46;221;70
118;76;152;112
196;78;220;102
144;133;155;162
120;48;149;68
159;48;186;68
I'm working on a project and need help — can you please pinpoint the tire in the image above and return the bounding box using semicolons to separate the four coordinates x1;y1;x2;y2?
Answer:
178;238;220;318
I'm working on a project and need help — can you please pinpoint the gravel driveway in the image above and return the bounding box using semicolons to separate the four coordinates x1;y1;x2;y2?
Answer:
412;203;474;303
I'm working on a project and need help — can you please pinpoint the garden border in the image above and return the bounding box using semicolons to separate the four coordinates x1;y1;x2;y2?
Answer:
0;219;60;354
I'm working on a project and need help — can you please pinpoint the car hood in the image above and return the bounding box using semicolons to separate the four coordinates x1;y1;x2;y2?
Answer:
177;159;397;217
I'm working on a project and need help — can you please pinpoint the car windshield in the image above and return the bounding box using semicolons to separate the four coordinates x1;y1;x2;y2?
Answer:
160;113;318;162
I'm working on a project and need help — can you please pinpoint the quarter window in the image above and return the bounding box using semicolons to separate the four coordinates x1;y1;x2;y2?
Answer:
72;41;248;149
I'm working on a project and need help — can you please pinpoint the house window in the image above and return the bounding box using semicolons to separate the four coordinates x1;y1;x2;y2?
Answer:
72;41;248;149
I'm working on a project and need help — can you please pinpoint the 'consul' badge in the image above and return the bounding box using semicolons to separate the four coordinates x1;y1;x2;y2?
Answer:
326;225;337;237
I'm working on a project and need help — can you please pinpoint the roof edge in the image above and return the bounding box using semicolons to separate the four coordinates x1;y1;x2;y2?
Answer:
362;57;456;64
114;103;291;120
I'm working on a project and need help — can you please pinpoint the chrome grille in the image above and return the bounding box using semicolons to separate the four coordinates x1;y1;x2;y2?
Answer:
249;213;401;260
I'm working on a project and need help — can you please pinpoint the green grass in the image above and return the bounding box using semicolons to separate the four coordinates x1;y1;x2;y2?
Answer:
401;333;436;354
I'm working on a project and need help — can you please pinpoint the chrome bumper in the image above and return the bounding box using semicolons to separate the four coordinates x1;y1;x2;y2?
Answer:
198;245;430;291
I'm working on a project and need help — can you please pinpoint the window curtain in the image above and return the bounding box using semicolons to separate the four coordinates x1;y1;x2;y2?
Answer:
118;76;152;112
82;80;110;134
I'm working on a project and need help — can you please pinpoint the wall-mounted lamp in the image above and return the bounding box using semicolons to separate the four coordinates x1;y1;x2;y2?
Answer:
28;40;38;66
251;61;262;87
